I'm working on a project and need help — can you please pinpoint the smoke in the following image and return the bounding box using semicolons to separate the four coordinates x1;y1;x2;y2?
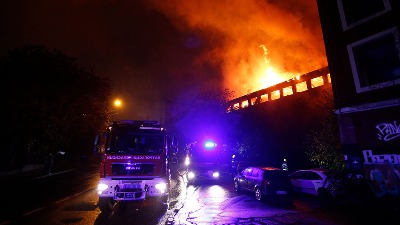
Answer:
0;0;327;120
146;0;327;98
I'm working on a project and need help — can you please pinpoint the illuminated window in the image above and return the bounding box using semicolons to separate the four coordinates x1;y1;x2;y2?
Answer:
296;82;308;92
233;103;240;110
271;90;280;100
311;76;324;88
251;97;258;105
348;27;400;93
260;94;268;103
242;100;249;108
283;86;293;96
327;74;331;83
337;0;391;30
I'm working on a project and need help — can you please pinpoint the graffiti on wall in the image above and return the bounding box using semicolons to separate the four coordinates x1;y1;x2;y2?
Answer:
363;150;400;197
363;150;400;164
376;120;400;141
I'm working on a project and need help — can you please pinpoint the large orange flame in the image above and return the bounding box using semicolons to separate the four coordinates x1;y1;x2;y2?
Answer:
147;0;327;99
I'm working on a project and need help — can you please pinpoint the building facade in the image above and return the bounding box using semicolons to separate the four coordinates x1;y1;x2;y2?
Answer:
317;0;400;197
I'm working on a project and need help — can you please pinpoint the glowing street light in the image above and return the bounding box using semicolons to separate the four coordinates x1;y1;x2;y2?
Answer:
114;99;122;108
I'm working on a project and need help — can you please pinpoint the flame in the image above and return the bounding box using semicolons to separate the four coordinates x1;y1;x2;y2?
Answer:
259;44;270;65
257;45;283;88
259;64;284;88
146;0;328;99
254;44;298;91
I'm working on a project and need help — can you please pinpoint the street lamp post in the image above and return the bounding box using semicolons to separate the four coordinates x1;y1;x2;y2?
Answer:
112;98;123;121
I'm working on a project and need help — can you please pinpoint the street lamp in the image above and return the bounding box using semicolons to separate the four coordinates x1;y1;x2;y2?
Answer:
114;99;122;108
112;98;123;121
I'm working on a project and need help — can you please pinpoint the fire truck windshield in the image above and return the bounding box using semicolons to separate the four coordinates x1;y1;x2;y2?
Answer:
106;133;165;155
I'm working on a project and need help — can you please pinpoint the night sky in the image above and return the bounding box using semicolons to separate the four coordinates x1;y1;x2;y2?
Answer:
0;0;327;121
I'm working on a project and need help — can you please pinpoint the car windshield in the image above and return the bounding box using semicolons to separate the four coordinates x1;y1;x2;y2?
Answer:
107;133;165;155
319;170;333;177
190;147;220;164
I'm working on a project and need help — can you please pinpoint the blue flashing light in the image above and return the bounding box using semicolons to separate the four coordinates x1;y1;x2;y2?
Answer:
204;140;217;150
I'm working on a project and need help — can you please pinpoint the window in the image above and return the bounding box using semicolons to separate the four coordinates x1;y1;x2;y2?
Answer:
271;90;280;100
337;0;391;30
112;134;164;155
296;81;308;92
260;94;268;103
241;100;249;108
311;76;324;88
251;169;259;177
244;168;253;176
283;86;293;96
290;171;305;179
308;172;323;180
348;27;400;93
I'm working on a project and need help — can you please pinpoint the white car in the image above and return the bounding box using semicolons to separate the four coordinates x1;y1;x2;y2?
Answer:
289;168;333;196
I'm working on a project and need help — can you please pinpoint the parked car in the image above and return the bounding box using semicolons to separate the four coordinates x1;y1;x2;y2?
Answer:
234;166;293;202
288;168;333;197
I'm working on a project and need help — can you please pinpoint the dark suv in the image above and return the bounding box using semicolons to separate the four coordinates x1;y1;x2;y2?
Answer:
234;166;293;202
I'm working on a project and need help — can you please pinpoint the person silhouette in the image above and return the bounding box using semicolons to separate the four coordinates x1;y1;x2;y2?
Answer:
282;158;288;171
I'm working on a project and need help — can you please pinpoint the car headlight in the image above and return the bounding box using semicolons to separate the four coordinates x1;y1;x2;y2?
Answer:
155;182;167;193
212;172;220;178
188;171;195;179
98;183;108;191
185;156;190;166
97;183;108;194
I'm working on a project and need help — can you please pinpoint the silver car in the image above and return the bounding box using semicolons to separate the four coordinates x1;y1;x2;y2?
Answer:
289;168;333;197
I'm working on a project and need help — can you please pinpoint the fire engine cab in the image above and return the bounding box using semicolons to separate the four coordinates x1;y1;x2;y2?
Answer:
185;140;221;184
94;120;176;212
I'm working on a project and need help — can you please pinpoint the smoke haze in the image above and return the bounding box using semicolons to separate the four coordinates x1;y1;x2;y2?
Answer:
0;0;327;120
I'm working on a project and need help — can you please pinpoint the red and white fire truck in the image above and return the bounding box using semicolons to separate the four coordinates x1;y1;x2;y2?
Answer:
94;120;176;212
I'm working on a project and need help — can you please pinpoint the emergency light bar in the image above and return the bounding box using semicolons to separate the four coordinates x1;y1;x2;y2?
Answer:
204;140;217;149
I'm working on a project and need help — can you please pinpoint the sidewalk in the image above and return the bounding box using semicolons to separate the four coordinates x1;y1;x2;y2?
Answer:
0;164;47;185
0;161;97;184
316;192;400;224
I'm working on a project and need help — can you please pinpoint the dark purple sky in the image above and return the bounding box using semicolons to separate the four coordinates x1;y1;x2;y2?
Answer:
0;0;327;121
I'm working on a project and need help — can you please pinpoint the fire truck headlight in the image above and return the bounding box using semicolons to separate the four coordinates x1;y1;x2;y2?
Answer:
212;172;220;178
184;156;190;166
155;182;167;193
188;171;195;179
97;183;108;194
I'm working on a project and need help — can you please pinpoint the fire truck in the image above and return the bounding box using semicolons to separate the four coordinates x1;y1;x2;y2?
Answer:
185;140;222;184
93;120;176;212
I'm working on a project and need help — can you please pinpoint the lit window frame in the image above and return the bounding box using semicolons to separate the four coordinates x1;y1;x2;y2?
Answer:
337;0;391;31
347;27;400;93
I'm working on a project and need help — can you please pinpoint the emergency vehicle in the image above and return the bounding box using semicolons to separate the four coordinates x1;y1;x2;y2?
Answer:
94;120;176;212
185;140;221;184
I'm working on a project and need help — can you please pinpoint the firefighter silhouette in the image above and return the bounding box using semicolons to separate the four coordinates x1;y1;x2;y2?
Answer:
282;158;288;171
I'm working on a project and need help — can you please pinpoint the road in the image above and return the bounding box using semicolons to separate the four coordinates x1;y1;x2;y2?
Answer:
1;164;399;225
170;176;346;225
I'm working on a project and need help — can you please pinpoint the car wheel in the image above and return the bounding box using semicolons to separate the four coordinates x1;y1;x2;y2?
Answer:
98;197;115;213
234;181;241;193
255;187;263;201
159;193;170;211
317;188;333;204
